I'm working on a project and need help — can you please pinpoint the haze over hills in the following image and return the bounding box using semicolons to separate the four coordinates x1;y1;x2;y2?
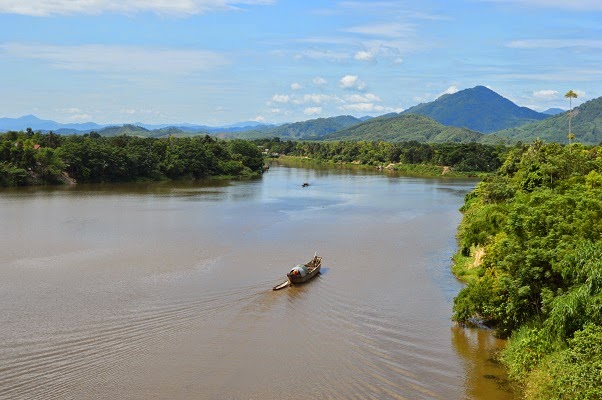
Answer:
323;114;484;143
542;108;565;115
402;86;548;133
487;96;602;145
0;115;105;132
0;115;272;135
4;86;601;145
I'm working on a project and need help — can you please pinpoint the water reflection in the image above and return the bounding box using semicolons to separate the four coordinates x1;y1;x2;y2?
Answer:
0;163;515;399
451;326;517;399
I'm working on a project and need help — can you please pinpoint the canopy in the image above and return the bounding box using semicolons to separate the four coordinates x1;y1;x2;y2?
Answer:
290;265;309;277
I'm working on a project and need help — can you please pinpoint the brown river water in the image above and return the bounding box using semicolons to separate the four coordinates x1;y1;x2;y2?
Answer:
0;161;517;399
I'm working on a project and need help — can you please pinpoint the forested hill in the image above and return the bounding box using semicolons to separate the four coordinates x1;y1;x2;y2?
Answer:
488;95;602;145
96;124;210;138
233;115;363;140
322;113;484;143
402;86;548;133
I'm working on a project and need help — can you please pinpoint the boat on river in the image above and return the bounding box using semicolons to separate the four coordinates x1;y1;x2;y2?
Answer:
273;254;322;290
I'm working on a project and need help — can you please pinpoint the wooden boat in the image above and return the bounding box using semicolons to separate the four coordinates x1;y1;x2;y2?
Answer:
273;254;322;290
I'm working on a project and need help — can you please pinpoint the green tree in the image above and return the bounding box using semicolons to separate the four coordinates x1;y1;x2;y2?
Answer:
565;90;578;148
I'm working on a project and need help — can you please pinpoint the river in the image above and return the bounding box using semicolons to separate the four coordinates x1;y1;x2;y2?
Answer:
0;161;516;399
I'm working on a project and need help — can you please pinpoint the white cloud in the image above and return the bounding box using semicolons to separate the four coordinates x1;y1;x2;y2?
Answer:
294;49;350;62
507;39;602;49
476;0;602;11
313;76;327;86
339;75;366;90
301;94;335;104
574;90;586;97
252;115;265;122
344;93;381;103
0;43;227;74
291;82;302;90
68;113;93;121
436;85;459;98
340;103;385;112
354;50;374;61
0;0;275;17
344;22;415;38
270;94;290;103
533;89;558;99
304;107;322;116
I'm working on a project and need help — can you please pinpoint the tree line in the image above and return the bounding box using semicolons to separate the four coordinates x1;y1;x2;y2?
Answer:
452;141;602;398
254;138;506;172
0;130;265;186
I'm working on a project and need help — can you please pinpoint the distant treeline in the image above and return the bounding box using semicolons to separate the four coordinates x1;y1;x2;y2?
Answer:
254;138;506;172
452;141;602;398
0;130;264;186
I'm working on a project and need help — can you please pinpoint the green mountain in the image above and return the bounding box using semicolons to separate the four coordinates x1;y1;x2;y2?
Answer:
234;115;363;139
98;124;153;137
97;124;209;138
323;114;484;143
489;96;602;145
402;86;548;133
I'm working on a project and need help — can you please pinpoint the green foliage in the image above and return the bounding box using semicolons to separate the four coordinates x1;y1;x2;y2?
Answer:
255;139;505;173
0;131;265;186
453;140;602;397
525;324;602;400
0;162;28;186
493;95;602;145
501;326;555;381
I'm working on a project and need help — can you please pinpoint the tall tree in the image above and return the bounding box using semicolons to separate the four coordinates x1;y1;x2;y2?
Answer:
565;90;578;148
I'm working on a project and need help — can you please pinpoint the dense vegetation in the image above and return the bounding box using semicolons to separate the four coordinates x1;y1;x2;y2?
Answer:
323;114;485;143
255;138;505;173
0;130;264;186
490;96;602;145
402;86;548;133
452;141;602;398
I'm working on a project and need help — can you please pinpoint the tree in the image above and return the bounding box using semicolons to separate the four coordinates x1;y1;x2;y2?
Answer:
565;90;578;148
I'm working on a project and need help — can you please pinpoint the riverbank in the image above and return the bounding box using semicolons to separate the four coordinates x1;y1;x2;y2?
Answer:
451;142;602;399
0;131;265;187
276;155;489;178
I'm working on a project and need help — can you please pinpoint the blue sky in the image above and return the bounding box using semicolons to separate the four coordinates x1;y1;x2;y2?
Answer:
0;0;601;125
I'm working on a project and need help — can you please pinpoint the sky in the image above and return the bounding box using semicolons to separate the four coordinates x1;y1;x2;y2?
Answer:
0;0;601;126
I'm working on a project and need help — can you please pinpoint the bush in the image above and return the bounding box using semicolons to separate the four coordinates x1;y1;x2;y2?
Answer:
525;324;602;400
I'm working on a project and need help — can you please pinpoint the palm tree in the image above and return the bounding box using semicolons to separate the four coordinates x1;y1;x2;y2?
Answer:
565;90;578;148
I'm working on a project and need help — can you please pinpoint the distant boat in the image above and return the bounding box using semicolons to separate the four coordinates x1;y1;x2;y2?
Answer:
302;182;309;187
273;254;322;290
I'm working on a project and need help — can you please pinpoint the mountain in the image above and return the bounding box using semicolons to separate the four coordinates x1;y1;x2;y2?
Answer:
0;115;273;135
542;108;565;115
135;121;273;133
233;115;363;139
0;115;105;132
97;124;153;137
323;114;484;143
488;96;602;145
95;124;211;138
402;86;548;133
